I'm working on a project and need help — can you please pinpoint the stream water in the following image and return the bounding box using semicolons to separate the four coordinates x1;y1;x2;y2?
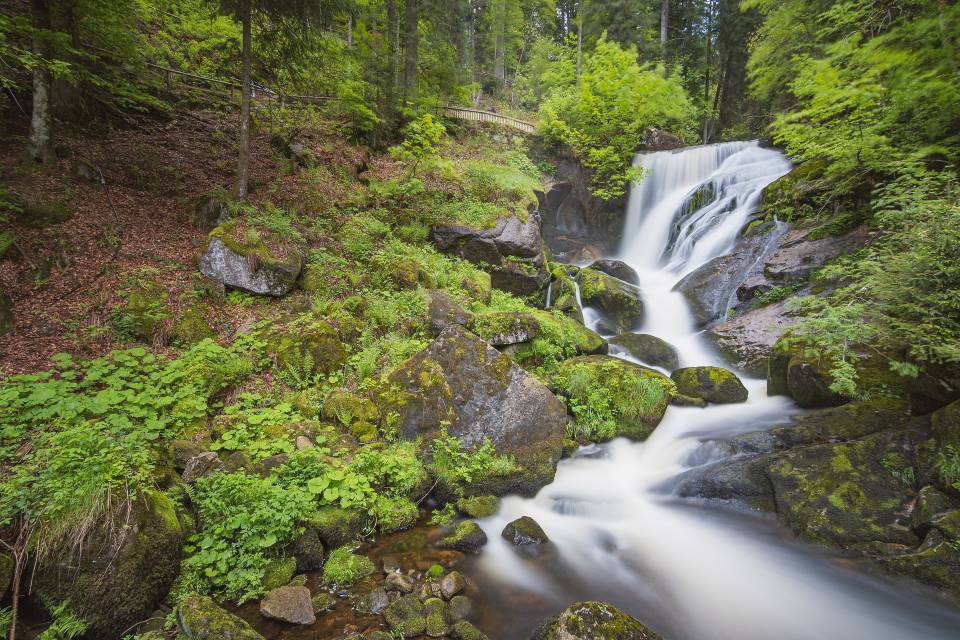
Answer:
460;142;960;639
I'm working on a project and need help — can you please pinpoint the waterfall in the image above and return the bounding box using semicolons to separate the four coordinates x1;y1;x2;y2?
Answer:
462;141;960;640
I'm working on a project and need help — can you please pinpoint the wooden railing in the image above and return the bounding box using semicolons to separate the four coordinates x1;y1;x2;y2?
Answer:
442;106;536;134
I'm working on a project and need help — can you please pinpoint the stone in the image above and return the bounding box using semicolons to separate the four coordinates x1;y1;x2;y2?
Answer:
259;586;316;625
468;311;540;346
767;337;847;408
670;394;708;408
311;592;336;615
266;319;347;378
764;226;870;284
501;516;548;545
911;486;955;531
609;333;679;370
424;597;449;637
306;507;371;548
189;192;232;231
705;296;797;377
435;521;488;553
384;594;427;637
531;601;662;640
548;270;585;324
456;495;500;518
182;451;225;484
448;595;474;622
671;367;748;404
295;435;313;450
293;527;325;572
426;289;471;337
932;399;960;451
178;595;265;640
587;259;640;285
451;620;490;640
382;326;567;496
199;230;303;296
355;586;391;615
170;439;206;471
262;556;297;591
440;571;466;599
576;268;644;333
643;128;683;151
385;571;416;594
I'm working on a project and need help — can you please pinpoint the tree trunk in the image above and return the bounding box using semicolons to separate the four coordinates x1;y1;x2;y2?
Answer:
660;0;669;57
576;3;583;85
493;0;507;85
235;0;252;199
403;0;418;102
29;0;54;164
702;1;714;143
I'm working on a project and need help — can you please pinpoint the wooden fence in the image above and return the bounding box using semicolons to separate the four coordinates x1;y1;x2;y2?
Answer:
442;106;536;134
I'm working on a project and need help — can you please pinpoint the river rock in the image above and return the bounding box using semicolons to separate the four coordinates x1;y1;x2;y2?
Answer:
764;226;870;284
178;594;265;640
531;601;662;640
451;620;490;640
385;594;427;636
440;571;466;598
426;289;471;337
671;367;748;404
502;516;549;545
355;586;391;615
259;585;316;625
468;311;540;346
576;268;644;333
311;592;336;615
587;259;640;285
704;296;797;376
381;325;567;495
425;597;450;637
435;521;488;553
673;221;787;328
199;226;303;297
609;333;679;370
386;571;416;594
448;595;474;622
457;495;500;518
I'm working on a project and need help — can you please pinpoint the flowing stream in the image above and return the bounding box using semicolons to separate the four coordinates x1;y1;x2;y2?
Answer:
461;142;960;639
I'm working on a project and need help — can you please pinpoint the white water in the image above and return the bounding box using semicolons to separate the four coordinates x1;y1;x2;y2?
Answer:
467;142;960;639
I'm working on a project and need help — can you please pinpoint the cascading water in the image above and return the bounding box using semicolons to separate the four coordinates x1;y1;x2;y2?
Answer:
461;142;960;639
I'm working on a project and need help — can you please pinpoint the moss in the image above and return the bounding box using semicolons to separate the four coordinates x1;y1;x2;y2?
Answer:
261;556;296;590
575;268;643;333
170;304;216;345
468;311;540;344
435;520;488;553
671;367;748;404
451;621;491;640
462;271;492;303
384;594;427;636
16;197;73;227
456;495;500;518
311;592;336;615
424;597;449;636
532;601;662;640
374;496;419;533
209;219;294;268
177;594;264;640
305;506;371;548
266;318;346;377
321;546;375;586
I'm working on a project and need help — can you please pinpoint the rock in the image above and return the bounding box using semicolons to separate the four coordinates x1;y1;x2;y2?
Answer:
878;536;960;598
170;439;206;472
293;527;325;572
295;435;313;450
554;356;675;441
440;571;466;599
576;268;644;333
262;556;297;591
257;453;289;476
456;495;500;518
673;221;787;328
736;274;774;302
178;594;265;640
266;319;347;378
587;259;640;285
385;571;416;594
501;516;548;545
531;601;662;640
609;333;679;370
911;486;955;531
306;507;371;548
548;270;584;324
767;337;847;408
170;304;216;345
764;226;870;284
33;491;184;639
112;279;170;342
670;394;708;408
382;326;567;496
435;521;488;553
199;223;303;296
424;597;449;637
451;620;490;640
643;128;683;151
182;451;225;483
287;574;308;586
671;367;748;404
311;592;336;615
448;595;474;622
705;296;797;376
384;594;427;637
355;586;391;615
932;399;960;451
468;311;540;346
259;586;316;625
426;289;471;337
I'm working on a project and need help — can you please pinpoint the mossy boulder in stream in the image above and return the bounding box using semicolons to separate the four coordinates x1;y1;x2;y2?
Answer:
609;333;679;371
531;601;662;640
435;520;489;553
200;220;304;296
384;594;428;636
178;594;265;640
576;267;644;333
549;267;584;324
671;366;748;404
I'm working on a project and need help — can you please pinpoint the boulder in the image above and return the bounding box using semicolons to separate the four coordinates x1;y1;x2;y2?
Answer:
501;516;548;545
189;192;232;231
548;270;584;324
304;506;371;548
531;601;662;640
468;312;540;346
424;597;449;637
384;594;428;637
576;268;644;333
178;594;265;640
385;571;416;594
382;326;568;495
643;128;683;151
292;527;325;572
355;586;391;615
182;451;225;483
440;571;466;599
767;338;847;408
671;367;748;404
673;221;787;328
200;222;303;296
426;289;471;337
764;226;870;284
587;259;640;285
911;486;955;531
266;319;347;378
435;521;488;553
609;333;679;370
452;620;490;640
34;491;185;639
448;595;474;622
456;495;500;519
259;585;316;625
704;296;797;376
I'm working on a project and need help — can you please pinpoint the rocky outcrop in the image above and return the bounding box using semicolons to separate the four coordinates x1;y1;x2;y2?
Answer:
704;297;798;376
764;226;871;284
200;222;304;296
671;367;748;404
587;259;640;285
673;221;787;328
432;212;550;297
609;333;679;371
531;601;662;640
382;325;568;496
576;268;644;334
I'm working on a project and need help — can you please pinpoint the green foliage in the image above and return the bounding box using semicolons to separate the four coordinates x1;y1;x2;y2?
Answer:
321;546;375;587
539;36;696;199
429;428;515;498
429;502;457;526
212;393;303;461
36;602;87;640
754;284;803;307
182;472;311;602
390;114;447;177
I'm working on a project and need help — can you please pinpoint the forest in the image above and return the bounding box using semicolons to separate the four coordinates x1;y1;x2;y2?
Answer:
0;0;959;639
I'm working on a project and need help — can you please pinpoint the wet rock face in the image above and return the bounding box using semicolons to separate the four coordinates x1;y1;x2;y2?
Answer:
576;268;644;333
587;259;640;285
385;326;567;495
502;516;549;545
764;226;871;284
531;601;663;640
259;585;316;625
671;367;748;404
609;333;679;371
200;236;303;296
705;297;797;377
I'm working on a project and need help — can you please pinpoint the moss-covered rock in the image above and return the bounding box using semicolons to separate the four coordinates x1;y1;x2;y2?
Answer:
456;495;500;518
554;356;675;442
531;601;662;640
767;337;847;408
576;268;644;333
261;556;297;591
375;496;419;533
112;279;170;342
293;527;325;572
501;516;548;545
170;303;216;345
266;318;346;378
426;289;472;337
932;399;960;452
451;620;490;640
305;506;371;548
321;547;375;587
549;270;584;324
435;521;488;553
384;594;427;636
468;311;540;346
322;389;380;430
671;366;748;404
609;333;679;370
32;490;184;638
177;594;265;640
200;220;304;296
311;591;336;615
424;597;449;637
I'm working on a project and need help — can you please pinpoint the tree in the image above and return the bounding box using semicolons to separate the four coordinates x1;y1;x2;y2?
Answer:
28;0;54;164
403;0;417;101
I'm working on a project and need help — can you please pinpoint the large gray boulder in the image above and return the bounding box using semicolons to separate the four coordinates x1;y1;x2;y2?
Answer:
259;585;316;625
531;601;662;640
764;226;870;284
587;259;640;285
705;296;798;376
576;268;644;333
378;325;568;496
200;234;303;296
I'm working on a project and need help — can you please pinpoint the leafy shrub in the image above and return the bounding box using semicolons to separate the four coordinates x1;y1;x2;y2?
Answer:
211;393;304;461
429;429;515;498
389;114;447;177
